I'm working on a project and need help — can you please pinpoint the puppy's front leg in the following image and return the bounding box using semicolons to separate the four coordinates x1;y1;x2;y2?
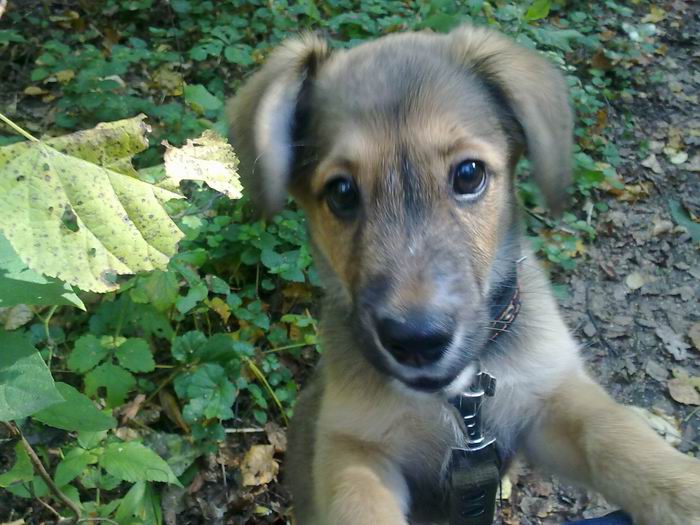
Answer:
314;434;409;525
524;374;700;525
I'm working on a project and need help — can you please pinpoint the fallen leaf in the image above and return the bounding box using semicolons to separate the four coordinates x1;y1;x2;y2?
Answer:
655;325;689;361
151;65;184;97
625;271;648;290
668;378;700;406
23;86;48;96
55;69;75;83
590;49;613;71
630;406;681;446
240;444;278;487
641;153;663;174
651;217;674;236
119;393;146;424
265;422;287;453
689;322;700;350
159;389;189;433
641;5;666;23
645;360;668;382
669;199;700;242
206;297;230;323
0;304;33;330
669;151;688;165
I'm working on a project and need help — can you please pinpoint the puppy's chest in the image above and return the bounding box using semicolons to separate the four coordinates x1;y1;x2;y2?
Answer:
398;400;519;524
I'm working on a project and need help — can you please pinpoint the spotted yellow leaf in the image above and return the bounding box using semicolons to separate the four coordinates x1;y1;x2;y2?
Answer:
163;130;242;199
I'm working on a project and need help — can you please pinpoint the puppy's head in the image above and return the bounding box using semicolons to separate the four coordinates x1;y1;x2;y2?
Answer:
228;26;572;391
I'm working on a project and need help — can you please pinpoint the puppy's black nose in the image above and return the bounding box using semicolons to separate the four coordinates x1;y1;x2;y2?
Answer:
376;312;453;368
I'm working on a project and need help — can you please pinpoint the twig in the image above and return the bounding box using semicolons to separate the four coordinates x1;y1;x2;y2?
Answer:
224;427;265;434
145;367;182;404
1;422;81;523
684;406;700;423
0;112;39;142
36;496;62;519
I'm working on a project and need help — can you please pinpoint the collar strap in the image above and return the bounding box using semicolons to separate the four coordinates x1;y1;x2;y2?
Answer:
487;274;521;343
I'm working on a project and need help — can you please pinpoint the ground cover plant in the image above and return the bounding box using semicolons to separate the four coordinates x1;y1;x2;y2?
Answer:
0;0;698;523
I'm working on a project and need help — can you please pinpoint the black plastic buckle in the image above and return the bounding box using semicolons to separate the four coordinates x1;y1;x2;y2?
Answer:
448;372;499;525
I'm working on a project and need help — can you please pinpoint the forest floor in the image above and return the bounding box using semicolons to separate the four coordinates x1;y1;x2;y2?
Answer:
0;1;698;525
497;5;700;524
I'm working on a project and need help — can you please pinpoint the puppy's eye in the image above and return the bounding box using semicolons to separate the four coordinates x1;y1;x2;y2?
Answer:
452;160;487;200
324;177;360;218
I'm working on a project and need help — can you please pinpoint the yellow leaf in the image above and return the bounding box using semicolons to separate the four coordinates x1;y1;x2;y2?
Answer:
151;65;184;96
206;297;231;323
55;70;75;83
0;116;184;292
241;445;278;486
163;130;242;199
641;5;666;23
23;86;48;96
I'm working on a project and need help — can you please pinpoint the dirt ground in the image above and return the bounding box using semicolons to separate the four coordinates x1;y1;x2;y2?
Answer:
494;6;700;524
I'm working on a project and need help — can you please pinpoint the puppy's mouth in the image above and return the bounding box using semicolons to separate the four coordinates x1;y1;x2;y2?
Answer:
352;309;485;393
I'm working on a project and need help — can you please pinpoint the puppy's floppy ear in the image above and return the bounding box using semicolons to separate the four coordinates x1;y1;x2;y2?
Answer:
448;25;573;213
227;34;330;214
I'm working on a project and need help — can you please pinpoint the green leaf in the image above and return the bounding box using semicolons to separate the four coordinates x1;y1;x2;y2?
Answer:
54;446;98;487
101;442;181;485
669;199;700;242
115;338;155;373
0;233;85;309
174;363;236;422
84;363;136;407
0;330;63;421
67;334;109;373
114;481;163;525
0;442;33;487
223;44;254;66
184;84;223;114
175;281;208;314
0;118;185;293
130;270;179;311
525;0;551;20
171;330;207;363
33;382;116;431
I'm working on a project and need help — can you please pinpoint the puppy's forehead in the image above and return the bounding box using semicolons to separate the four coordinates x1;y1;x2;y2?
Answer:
313;34;510;148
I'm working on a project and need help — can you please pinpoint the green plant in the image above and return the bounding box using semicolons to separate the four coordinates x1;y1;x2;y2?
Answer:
0;0;655;521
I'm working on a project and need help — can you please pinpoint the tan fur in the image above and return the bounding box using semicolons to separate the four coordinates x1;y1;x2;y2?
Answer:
228;24;700;525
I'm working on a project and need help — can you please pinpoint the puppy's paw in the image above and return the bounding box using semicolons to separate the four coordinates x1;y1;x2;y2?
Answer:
629;458;700;525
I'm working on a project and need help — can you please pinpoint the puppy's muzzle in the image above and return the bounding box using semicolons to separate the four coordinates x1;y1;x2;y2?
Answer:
375;310;454;368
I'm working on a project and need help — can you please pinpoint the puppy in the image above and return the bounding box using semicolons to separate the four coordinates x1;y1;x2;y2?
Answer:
228;25;700;525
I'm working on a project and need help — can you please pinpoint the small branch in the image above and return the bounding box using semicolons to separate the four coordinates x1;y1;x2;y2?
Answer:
2;422;81;523
224;427;265;434
0;112;39;142
36;496;62;519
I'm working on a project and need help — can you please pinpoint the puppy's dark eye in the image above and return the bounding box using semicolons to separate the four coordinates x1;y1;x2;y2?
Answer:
324;177;360;218
452;160;487;199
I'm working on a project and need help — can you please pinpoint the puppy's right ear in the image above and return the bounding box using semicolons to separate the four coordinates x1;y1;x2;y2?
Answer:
227;34;330;214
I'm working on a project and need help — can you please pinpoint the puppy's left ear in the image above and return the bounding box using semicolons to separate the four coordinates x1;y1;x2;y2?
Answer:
227;34;330;214
448;25;573;213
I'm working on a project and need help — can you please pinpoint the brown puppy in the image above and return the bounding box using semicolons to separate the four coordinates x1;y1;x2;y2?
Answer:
228;25;700;525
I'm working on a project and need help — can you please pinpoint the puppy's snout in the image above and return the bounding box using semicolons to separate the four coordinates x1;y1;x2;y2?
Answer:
375;311;453;368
